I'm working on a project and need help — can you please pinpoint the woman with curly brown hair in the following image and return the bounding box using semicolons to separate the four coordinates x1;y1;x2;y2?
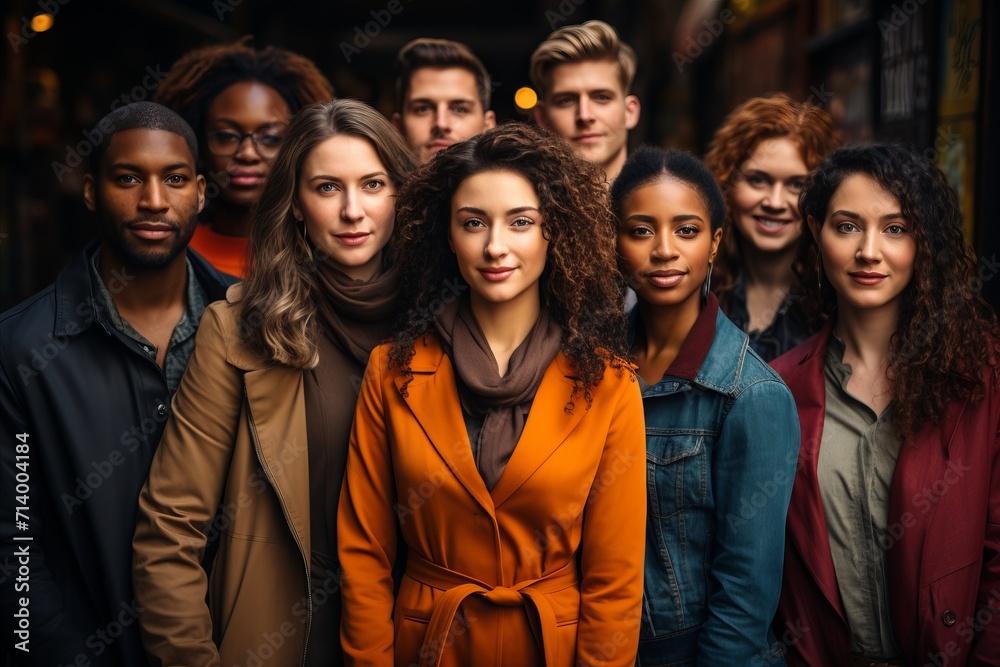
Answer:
132;99;416;667
704;93;840;360
337;122;646;666
771;143;1000;666
155;35;334;277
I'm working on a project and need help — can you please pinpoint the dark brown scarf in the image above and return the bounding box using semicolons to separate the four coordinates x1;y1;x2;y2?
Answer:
434;297;563;489
313;259;399;364
303;256;399;665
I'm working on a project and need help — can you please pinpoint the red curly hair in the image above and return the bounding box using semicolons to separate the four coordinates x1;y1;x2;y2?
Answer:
704;93;840;325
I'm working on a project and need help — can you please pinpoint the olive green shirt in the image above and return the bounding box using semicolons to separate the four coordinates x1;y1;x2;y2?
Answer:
818;335;902;659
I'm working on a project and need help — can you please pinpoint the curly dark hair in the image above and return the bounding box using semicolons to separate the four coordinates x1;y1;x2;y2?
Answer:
797;142;999;439
154;35;335;138
704;93;840;327
389;122;630;407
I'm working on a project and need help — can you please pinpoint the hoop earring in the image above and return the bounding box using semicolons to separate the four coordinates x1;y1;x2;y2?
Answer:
702;262;714;301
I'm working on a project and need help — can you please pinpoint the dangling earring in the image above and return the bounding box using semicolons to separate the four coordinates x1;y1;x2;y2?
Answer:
298;218;317;271
816;257;824;292
702;261;714;301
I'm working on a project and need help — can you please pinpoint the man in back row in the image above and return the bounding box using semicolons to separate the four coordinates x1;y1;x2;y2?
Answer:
393;37;496;165
531;19;641;183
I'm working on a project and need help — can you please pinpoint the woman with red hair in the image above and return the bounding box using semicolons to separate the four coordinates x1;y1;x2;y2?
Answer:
704;93;840;361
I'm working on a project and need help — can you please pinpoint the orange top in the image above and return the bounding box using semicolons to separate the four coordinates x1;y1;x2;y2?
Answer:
188;224;248;280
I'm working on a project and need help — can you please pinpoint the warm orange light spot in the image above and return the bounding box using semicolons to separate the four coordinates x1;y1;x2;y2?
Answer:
31;14;55;32
514;87;538;111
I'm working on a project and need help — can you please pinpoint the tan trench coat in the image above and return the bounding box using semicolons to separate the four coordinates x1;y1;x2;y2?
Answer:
132;288;316;667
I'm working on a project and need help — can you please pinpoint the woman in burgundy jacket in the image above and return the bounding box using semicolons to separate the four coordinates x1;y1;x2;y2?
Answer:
770;143;999;667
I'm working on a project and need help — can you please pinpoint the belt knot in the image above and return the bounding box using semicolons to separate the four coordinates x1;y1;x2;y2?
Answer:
481;586;523;607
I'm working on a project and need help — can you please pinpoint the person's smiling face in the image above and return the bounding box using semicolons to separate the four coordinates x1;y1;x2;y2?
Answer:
617;176;721;314
814;173;916;315
729;137;808;254
449;169;548;310
293;134;396;281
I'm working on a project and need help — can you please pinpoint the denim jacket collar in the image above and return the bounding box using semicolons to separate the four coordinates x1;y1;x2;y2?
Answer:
628;292;748;397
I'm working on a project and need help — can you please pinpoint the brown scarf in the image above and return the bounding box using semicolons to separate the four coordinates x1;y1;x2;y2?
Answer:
314;259;399;364
303;255;400;663
434;297;563;490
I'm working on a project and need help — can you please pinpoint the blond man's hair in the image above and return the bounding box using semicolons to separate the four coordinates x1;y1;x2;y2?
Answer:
529;20;637;99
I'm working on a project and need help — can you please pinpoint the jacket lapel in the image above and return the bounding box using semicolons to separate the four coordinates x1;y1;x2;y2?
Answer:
396;336;495;515
490;352;584;508
781;322;847;622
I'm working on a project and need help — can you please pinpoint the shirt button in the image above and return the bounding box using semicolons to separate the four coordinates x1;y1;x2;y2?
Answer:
157;403;167;416
942;609;957;626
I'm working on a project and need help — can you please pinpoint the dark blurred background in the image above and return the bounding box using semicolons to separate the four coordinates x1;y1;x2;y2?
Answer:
2;0;997;312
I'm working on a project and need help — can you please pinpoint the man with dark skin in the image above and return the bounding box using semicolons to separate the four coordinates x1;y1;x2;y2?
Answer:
0;102;235;666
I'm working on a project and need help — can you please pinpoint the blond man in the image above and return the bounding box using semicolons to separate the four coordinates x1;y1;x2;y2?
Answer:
531;20;640;182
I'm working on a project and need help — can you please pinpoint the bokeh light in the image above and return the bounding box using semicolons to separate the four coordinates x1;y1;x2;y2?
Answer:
31;14;54;33
514;87;538;111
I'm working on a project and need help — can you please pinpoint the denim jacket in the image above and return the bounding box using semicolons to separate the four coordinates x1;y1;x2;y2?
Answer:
631;295;800;666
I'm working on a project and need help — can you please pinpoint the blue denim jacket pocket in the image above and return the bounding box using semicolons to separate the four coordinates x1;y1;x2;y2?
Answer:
642;431;714;639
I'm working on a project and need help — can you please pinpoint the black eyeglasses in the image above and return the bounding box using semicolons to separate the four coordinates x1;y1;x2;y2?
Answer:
205;129;285;159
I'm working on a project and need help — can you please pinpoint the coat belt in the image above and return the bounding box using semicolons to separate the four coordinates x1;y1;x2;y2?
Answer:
405;553;580;667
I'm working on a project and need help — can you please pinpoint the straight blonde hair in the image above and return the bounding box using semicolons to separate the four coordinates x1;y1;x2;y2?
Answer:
529;20;637;99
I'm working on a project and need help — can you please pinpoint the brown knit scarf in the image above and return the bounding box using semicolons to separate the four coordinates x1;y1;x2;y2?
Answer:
434;297;563;489
313;259;399;364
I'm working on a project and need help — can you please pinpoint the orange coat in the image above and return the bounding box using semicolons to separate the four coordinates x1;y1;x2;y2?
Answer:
338;334;646;667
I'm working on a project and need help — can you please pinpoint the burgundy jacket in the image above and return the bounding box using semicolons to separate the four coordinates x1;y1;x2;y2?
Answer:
770;322;1000;667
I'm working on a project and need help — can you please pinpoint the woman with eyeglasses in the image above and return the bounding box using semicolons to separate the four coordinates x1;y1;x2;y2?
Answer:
155;35;334;278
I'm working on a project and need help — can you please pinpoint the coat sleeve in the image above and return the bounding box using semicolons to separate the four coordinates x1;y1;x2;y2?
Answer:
338;345;398;666
132;304;242;667
969;386;1000;666
0;359;95;664
696;377;800;663
576;370;646;666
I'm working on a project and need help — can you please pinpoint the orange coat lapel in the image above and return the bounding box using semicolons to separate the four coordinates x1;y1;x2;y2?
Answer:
490;352;585;507
395;335;495;515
